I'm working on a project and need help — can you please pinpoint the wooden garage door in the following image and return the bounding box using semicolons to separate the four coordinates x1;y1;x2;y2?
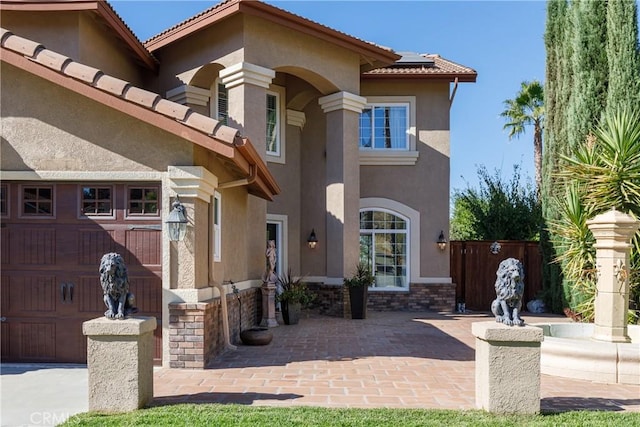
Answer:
1;182;162;363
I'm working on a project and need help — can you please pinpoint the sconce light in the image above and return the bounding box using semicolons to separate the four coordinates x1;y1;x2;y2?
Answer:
166;197;187;242
437;230;447;251
307;229;318;249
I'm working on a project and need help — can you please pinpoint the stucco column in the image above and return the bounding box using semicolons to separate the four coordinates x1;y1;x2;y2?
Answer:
167;166;218;292
318;92;366;282
586;208;640;343
220;62;275;278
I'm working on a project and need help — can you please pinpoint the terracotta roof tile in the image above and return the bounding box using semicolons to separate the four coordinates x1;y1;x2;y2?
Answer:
154;99;191;122
94;74;130;97
123;86;161;108
63;61;103;84
364;54;477;82
2;31;42;57
33;48;71;72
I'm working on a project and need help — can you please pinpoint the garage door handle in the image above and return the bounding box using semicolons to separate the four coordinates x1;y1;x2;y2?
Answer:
68;283;74;303
61;283;67;303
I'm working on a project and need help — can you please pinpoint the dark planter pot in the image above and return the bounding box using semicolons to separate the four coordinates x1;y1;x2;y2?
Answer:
349;286;368;319
240;327;273;346
282;301;301;325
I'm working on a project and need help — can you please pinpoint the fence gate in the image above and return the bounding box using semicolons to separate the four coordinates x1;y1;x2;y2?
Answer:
450;241;542;312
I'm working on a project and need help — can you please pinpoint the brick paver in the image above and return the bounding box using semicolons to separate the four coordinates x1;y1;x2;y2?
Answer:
153;311;640;412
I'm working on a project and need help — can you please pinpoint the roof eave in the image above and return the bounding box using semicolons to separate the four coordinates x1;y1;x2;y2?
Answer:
0;0;158;71
361;73;477;83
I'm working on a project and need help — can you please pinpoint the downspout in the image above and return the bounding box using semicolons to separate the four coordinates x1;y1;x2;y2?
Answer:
218;164;257;189
449;77;459;109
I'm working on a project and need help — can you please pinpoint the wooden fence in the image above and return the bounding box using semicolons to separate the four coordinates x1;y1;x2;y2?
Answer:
450;241;542;312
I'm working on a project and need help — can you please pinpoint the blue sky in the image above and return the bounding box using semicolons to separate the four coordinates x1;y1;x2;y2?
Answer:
111;0;547;194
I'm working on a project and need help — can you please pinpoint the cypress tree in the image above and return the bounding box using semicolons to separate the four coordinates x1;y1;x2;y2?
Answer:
542;0;570;313
605;0;640;115
566;0;609;153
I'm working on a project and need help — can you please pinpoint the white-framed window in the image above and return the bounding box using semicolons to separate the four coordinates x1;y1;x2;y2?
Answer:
212;79;228;125
213;191;221;262
359;96;418;165
266;86;286;164
359;208;409;289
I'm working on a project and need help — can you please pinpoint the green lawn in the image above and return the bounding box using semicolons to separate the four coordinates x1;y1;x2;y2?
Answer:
60;404;640;426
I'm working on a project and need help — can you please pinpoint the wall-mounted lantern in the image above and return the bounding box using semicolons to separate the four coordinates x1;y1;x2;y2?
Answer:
437;230;447;251
166;197;187;242
307;229;318;249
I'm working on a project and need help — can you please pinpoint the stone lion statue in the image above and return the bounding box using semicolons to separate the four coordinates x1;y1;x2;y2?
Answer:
99;252;137;319
490;258;525;326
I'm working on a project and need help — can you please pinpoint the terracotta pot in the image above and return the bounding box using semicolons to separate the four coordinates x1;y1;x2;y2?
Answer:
240;328;273;345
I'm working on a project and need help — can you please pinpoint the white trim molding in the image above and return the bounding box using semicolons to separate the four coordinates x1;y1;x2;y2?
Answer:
286;109;306;129
219;62;275;89
318;91;367;114
166;85;211;106
168;166;218;202
0;170;165;181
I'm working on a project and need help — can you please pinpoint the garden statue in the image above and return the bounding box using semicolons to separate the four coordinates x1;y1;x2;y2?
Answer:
264;240;277;284
490;258;525;326
99;252;137;319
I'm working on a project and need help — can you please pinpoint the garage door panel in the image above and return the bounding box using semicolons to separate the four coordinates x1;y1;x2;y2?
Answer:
77;276;104;314
7;275;58;313
130;275;162;316
19;321;56;361
79;229;118;265
10;228;56;265
1;228;8;265
125;229;161;266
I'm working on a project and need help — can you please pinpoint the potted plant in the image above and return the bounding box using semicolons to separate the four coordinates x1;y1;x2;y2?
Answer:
276;269;314;325
344;262;374;319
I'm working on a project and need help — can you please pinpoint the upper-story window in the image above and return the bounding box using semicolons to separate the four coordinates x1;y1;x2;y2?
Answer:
359;103;409;150
216;82;228;125
266;91;280;156
358;96;418;166
266;86;286;164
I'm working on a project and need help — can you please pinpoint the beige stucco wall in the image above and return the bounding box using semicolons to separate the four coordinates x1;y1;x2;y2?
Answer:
360;80;451;278
1;11;149;86
1;63;192;172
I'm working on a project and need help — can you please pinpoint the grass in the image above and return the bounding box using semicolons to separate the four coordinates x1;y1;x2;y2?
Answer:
60;404;640;427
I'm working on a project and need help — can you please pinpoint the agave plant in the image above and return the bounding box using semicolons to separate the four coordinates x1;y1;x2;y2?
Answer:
552;108;640;323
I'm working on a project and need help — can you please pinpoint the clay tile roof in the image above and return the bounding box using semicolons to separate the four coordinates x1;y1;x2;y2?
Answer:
0;26;280;200
364;53;477;82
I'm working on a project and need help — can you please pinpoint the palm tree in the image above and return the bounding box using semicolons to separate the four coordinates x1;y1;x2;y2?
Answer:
500;80;545;198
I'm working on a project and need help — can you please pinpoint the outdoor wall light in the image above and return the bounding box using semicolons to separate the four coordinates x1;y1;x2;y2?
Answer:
307;229;318;249
166;196;188;242
437;230;447;251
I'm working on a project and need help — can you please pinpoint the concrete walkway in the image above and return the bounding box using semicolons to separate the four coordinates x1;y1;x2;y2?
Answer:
2;311;639;426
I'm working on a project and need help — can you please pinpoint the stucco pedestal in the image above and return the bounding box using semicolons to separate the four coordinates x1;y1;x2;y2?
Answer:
260;282;279;327
82;316;157;412
472;321;543;414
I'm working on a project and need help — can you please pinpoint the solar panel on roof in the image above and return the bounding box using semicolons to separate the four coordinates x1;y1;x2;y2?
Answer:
395;52;435;65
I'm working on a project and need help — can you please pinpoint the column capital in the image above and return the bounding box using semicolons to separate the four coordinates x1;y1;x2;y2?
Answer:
166;85;210;106
168;166;218;202
318;91;367;114
286;109;306;129
219;62;275;89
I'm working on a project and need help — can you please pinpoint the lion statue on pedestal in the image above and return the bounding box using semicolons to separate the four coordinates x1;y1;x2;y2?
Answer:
99;252;137;319
491;258;525;326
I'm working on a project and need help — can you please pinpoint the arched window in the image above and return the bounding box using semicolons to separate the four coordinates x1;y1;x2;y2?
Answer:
360;209;408;288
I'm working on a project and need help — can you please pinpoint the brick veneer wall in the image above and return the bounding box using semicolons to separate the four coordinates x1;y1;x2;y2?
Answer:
168;287;262;369
308;282;455;317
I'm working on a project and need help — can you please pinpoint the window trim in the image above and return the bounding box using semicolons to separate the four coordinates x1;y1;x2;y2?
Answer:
211;78;228;125
19;184;56;219
125;185;161;220
213;191;222;262
266;85;286;164
359;208;410;290
359;96;418;166
78;185;116;220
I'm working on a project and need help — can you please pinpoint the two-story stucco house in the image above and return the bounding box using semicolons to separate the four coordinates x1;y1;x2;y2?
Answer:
0;0;476;367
